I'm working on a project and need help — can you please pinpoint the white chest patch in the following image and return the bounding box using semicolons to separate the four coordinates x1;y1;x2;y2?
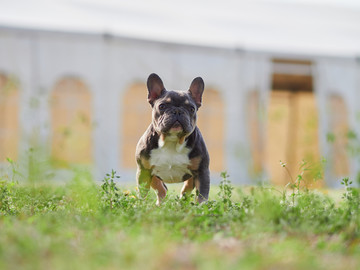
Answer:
149;135;191;183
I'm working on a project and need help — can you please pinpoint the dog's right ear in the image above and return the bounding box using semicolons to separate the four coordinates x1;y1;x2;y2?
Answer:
147;73;165;105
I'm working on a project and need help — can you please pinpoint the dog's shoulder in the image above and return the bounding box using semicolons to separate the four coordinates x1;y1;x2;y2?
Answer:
135;124;159;162
186;127;209;165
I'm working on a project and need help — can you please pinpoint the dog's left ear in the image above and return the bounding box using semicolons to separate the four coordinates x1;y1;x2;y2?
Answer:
188;77;205;108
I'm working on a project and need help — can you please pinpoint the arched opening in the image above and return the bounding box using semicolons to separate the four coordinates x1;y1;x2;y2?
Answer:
328;95;349;176
265;59;321;186
121;83;151;168
50;77;93;167
0;74;20;162
197;88;225;172
247;90;264;177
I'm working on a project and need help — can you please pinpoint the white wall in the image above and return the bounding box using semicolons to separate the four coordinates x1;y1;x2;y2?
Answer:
1;26;359;185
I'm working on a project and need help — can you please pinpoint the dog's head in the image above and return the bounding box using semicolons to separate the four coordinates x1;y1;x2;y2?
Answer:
146;73;204;138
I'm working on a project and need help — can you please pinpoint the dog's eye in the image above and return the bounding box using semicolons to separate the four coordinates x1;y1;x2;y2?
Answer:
190;107;196;113
159;104;166;110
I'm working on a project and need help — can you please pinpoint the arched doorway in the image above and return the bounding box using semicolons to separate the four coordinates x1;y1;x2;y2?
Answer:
247;90;264;178
50;77;93;167
328;95;349;177
197;88;225;173
0;74;20;162
265;59;321;186
121;83;151;168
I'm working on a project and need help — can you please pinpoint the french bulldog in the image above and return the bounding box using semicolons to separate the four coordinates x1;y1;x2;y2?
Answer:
135;73;210;205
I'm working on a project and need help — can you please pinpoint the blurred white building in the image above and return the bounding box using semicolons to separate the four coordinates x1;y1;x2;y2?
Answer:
0;0;360;186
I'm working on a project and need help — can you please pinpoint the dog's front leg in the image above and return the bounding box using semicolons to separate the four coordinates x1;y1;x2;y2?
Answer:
151;176;167;206
136;167;152;198
195;170;210;203
180;177;195;199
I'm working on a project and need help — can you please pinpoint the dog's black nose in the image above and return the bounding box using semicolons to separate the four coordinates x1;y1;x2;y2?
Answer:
172;108;183;115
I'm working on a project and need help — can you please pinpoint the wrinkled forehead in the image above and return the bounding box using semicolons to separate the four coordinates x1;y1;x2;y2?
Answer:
159;90;195;106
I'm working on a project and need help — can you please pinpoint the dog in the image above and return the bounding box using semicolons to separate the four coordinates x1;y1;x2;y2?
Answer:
135;73;210;205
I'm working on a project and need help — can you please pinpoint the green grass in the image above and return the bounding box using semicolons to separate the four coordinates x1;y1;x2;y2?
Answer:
1;170;360;270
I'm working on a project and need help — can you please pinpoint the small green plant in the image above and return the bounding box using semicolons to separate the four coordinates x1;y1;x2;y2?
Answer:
6;157;23;183
218;172;233;205
341;177;353;201
280;160;299;205
280;159;324;206
101;169;121;210
0;181;14;214
341;177;359;217
340;177;360;240
346;129;360;187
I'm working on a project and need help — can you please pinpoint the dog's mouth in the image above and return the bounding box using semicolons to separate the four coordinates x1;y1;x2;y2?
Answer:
169;121;183;132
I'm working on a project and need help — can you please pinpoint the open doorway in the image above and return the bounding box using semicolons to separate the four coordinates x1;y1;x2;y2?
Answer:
51;77;93;167
265;59;321;186
0;73;20;162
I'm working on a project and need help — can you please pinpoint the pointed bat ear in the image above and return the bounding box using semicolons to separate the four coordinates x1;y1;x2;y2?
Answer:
147;73;166;105
188;77;204;108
